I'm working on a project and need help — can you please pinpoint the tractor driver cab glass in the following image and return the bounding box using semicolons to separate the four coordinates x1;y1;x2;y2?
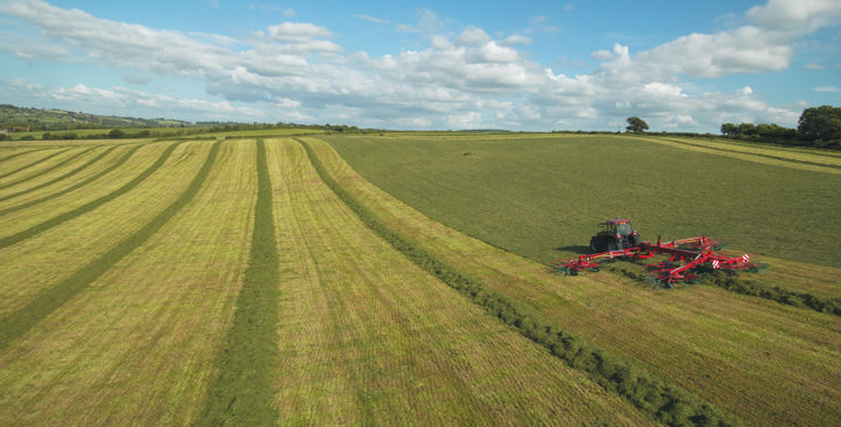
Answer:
616;223;632;236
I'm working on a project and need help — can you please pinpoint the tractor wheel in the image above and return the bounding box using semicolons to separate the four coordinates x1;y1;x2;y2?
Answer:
607;240;619;252
589;236;599;253
630;234;641;247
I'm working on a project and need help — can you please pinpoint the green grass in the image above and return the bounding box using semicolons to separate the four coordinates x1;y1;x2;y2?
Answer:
0;145;119;203
0;140;220;350
308;135;841;426
198;139;279;426
0;143;148;217
324;133;841;269
0;142;186;249
299;137;737;426
0;147;73;180
0;145;102;191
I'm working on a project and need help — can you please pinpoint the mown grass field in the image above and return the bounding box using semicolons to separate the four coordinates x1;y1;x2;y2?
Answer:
0;136;660;425
2;132;840;425
316;134;841;425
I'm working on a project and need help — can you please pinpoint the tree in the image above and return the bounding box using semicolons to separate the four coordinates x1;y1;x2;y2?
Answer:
626;117;649;133
798;105;841;141
108;128;125;139
720;123;737;136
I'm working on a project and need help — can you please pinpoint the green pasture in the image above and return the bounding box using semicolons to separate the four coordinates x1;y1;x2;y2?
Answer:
325;133;841;268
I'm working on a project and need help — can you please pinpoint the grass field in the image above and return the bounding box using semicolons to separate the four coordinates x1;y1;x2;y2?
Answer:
313;135;841;425
2;132;839;425
0;136;659;425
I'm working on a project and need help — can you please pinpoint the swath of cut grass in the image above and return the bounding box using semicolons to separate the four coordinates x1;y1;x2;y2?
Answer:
0;140;254;425
0;143;148;217
269;138;655;425
0;148;74;181
198;139;279;426
0;140;221;350
309;135;841;426
0;142;186;249
298;137;735;427
0;145;101;192
0;145;118;203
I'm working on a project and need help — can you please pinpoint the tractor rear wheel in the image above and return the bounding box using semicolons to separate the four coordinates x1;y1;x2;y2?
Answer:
589;236;599;253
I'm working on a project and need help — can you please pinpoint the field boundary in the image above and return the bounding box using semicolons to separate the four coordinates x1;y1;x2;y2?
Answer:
0;140;221;350
297;137;740;427
198;139;279;426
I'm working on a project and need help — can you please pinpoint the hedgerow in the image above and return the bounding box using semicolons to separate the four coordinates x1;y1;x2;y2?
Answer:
298;138;741;427
0;140;221;350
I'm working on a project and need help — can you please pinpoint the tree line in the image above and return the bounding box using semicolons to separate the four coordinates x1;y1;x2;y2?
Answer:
721;105;841;149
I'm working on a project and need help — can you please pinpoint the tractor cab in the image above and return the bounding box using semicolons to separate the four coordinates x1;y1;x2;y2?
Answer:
590;218;641;252
602;219;633;237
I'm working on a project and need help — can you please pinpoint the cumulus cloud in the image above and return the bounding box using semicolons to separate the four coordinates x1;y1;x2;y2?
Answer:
0;0;833;131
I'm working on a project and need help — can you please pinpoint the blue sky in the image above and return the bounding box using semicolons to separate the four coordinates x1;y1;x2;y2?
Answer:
0;0;839;131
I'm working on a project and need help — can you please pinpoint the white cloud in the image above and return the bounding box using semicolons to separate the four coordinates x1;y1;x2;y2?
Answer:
456;26;491;45
501;34;532;46
0;0;831;131
267;22;334;42
353;14;390;24
814;86;840;93
804;63;825;70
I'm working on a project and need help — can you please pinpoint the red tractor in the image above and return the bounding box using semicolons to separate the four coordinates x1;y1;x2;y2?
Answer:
589;219;642;252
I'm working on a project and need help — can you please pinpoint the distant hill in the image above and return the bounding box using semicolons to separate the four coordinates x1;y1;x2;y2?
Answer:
0;104;191;131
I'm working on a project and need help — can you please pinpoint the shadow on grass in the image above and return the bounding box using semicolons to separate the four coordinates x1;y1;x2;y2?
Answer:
554;245;590;255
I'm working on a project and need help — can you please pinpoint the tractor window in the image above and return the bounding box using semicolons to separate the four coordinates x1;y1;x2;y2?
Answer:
616;223;632;236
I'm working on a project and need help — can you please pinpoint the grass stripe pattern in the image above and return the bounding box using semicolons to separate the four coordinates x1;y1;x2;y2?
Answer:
0;146;118;203
198;139;279;426
0;140;221;350
298;138;740;427
0;144;147;217
0;143;183;247
0;148;72;180
0;146;101;191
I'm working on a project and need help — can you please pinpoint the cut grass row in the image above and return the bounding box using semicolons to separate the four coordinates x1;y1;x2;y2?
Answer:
268;138;654;425
637;135;841;175
0;141;186;250
0;143;149;218
0;142;211;318
0;140;254;424
0;147;74;181
0;140;221;350
0;145;118;203
0;145;102;192
298;137;733;426
309;136;841;426
198;139;279;426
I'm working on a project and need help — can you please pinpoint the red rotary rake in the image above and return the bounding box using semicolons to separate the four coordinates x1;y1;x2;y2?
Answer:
556;220;766;288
